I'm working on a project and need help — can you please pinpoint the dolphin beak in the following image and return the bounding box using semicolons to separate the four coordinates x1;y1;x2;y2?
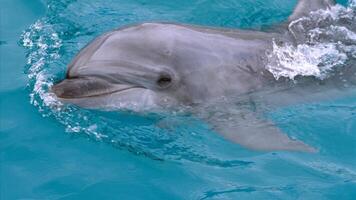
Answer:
52;77;137;99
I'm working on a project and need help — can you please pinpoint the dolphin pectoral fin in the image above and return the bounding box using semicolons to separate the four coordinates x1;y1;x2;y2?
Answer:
209;112;317;153
288;0;335;22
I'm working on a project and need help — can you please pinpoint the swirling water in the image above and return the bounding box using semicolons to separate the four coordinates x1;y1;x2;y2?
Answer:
1;0;356;199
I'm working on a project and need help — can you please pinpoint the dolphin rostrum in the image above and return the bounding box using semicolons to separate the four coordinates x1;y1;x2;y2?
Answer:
53;0;351;153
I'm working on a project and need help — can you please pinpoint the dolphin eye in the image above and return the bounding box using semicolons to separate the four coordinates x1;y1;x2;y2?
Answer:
157;74;172;88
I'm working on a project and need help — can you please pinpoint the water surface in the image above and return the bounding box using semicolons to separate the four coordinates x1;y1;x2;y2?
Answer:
1;0;356;199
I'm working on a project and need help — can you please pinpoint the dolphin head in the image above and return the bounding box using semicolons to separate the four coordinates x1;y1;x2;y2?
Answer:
53;23;222;110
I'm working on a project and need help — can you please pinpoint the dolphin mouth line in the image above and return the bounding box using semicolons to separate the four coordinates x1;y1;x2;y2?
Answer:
52;83;143;100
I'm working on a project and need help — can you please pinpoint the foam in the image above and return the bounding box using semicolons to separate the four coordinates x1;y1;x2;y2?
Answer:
267;42;347;80
267;1;356;80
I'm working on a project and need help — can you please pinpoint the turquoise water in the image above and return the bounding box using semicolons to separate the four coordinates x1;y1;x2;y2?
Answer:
1;0;356;199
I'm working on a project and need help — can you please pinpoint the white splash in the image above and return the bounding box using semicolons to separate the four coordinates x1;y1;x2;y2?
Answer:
22;21;63;109
267;41;347;80
21;19;118;140
267;1;356;80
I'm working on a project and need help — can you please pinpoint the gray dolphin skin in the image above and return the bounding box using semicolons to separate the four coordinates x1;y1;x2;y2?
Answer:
53;0;345;152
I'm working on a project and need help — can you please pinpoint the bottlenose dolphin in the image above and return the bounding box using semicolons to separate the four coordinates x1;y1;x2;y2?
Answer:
53;0;352;152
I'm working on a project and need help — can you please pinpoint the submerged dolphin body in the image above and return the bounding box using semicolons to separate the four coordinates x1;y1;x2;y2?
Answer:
53;0;350;152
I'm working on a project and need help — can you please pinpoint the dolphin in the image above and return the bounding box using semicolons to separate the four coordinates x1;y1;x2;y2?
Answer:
52;0;352;152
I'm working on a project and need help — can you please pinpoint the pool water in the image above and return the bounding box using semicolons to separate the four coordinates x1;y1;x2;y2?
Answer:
1;0;356;199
